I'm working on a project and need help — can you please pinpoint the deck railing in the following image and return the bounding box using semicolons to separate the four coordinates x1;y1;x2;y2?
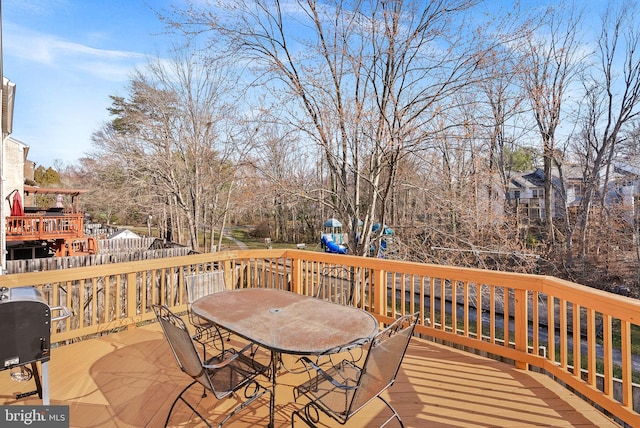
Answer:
1;249;638;426
6;214;84;241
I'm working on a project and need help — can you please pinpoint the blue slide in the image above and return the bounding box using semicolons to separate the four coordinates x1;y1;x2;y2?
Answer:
321;234;347;254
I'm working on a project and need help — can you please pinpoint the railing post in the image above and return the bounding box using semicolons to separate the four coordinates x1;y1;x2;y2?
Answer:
372;268;385;318
514;288;528;370
290;255;303;295
127;272;137;329
222;260;232;288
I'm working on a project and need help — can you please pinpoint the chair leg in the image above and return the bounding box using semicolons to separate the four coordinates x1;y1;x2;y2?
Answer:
191;335;209;398
291;402;321;427
164;381;213;428
377;395;404;428
217;380;271;427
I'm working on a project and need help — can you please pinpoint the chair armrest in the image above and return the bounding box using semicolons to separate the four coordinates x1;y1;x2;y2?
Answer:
203;342;255;370
299;357;358;391
319;336;370;356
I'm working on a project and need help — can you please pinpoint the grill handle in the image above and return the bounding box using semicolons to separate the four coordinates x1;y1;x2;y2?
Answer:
50;306;72;322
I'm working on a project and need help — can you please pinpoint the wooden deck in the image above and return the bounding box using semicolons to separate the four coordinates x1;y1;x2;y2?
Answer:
0;321;620;428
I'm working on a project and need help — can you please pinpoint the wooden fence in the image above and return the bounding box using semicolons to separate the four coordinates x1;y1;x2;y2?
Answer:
5;238;191;273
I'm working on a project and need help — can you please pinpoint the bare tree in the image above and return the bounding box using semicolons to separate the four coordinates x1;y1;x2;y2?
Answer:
519;3;585;250
248;119;302;242
573;2;640;263
168;0;483;255
477;43;533;200
90;48;242;250
66;156;122;226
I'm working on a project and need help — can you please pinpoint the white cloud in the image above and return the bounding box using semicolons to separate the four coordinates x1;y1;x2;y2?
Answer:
3;22;146;81
4;0;67;15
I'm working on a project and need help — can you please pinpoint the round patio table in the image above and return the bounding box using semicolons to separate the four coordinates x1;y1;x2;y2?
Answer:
192;288;379;427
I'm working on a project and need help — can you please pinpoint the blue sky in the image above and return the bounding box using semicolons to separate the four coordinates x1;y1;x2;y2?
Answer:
2;0;182;167
0;1;615;169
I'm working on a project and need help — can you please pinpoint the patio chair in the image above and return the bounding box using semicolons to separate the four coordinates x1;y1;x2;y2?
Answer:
292;312;419;427
153;304;270;428
185;270;230;351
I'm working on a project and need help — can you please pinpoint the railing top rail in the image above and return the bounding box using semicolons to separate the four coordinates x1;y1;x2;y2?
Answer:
7;214;84;219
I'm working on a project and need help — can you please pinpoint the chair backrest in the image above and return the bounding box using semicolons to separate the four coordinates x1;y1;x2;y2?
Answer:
185;270;226;304
153;304;213;391
348;312;418;416
315;266;356;306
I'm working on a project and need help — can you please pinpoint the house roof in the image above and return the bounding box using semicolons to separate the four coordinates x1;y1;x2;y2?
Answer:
511;167;571;189
509;177;525;188
522;169;545;187
614;159;640;177
107;229;141;239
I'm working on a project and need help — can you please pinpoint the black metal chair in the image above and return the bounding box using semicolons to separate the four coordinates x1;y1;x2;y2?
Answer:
153;304;270;427
310;266;368;369
292;312;419;427
314;265;359;306
185;270;230;351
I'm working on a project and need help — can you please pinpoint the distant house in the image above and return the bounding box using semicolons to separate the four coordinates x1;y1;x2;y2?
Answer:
607;160;640;222
107;229;141;240
507;168;560;221
3;136;30;206
2;77;23;220
507;163;639;223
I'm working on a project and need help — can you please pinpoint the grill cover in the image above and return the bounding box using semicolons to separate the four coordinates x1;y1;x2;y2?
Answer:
0;286;51;370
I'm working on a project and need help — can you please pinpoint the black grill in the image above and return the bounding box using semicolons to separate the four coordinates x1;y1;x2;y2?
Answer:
0;286;70;403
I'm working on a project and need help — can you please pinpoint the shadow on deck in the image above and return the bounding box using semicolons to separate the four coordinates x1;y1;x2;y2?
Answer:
0;321;619;427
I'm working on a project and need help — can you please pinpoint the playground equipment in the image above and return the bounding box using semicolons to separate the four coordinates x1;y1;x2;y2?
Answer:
321;233;347;254
321;218;348;254
319;218;394;256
